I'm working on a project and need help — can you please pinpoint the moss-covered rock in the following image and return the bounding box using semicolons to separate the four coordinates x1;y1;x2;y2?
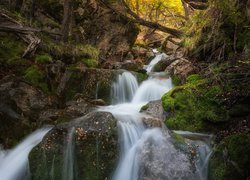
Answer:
162;74;227;132
208;134;250;180
29;111;118;180
23;66;49;93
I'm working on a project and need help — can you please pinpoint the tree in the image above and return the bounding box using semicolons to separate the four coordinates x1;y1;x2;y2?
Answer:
61;0;73;42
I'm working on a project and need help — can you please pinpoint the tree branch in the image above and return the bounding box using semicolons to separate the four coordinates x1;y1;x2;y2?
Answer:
99;0;183;37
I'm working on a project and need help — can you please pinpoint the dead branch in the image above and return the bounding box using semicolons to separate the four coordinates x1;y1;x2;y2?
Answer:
0;12;41;58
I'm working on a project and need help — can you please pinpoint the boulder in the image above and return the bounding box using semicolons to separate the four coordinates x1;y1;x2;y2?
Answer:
38;98;94;126
29;111;119;180
140;100;166;128
57;68;115;104
140;100;165;121
165;58;196;80
0;75;49;147
153;55;177;72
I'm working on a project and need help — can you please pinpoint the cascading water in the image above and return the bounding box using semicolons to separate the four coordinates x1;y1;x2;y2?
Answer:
100;54;213;180
111;71;139;104
145;53;168;73
0;127;52;180
62;127;76;180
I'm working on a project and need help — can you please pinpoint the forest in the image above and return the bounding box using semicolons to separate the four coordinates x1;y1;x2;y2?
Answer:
0;0;249;179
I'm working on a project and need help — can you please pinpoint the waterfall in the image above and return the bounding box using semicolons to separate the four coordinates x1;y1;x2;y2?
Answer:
0;127;52;180
99;59;212;180
111;71;139;104
132;77;172;103
62;127;76;180
145;53;167;73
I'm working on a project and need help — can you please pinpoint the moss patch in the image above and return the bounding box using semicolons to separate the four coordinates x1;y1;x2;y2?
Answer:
209;134;250;180
81;58;98;68
0;34;26;65
24;66;48;93
35;54;53;63
162;74;227;132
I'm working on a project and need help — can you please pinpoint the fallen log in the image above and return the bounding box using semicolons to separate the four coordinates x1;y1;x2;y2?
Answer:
0;12;41;58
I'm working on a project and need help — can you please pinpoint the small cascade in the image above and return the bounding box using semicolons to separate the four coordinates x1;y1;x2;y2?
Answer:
0;127;52;180
145;53;167;73
132;77;172;103
62;127;76;180
111;72;139;104
99;53;213;180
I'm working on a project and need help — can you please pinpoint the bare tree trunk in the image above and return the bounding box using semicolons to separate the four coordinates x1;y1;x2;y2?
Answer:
61;0;73;42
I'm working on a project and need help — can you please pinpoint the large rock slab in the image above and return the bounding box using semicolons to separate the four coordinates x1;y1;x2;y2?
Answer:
29;111;118;180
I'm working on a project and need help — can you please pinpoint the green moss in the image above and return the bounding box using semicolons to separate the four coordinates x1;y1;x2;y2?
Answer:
81;58;98;68
0;35;26;64
75;44;99;60
140;104;149;112
24;66;48;93
35;54;53;63
171;75;181;86
162;77;227;132
209;134;250;180
186;74;202;83
162;90;175;112
136;73;148;83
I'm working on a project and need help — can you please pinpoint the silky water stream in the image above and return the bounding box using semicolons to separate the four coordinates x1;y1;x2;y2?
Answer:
0;53;213;180
99;53;213;180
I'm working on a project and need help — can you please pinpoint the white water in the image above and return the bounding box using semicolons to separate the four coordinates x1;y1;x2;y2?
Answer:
100;58;212;179
0;127;52;180
145;53;167;73
62;127;76;180
111;71;139;104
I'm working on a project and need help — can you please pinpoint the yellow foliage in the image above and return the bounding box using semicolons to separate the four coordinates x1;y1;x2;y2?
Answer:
125;0;184;28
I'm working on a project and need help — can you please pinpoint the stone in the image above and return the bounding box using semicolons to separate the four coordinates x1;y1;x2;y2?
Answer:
90;99;106;106
165;58;196;80
140;100;165;121
0;75;49;147
29;111;118;180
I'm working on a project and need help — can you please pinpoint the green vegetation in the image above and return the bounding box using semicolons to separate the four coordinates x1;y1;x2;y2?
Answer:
209;134;250;180
76;44;99;60
181;0;249;62
35;54;53;63
162;74;227;131
81;58;98;68
24;66;48;92
0;35;25;64
140;104;149;112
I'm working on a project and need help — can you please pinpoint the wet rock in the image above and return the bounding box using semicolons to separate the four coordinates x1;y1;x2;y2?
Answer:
142;117;162;128
90;99;106;106
165;58;196;80
140;100;165;121
0;75;49;147
153;55;177;72
29;111;118;180
120;60;143;72
38;98;94;126
57;68;114;104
